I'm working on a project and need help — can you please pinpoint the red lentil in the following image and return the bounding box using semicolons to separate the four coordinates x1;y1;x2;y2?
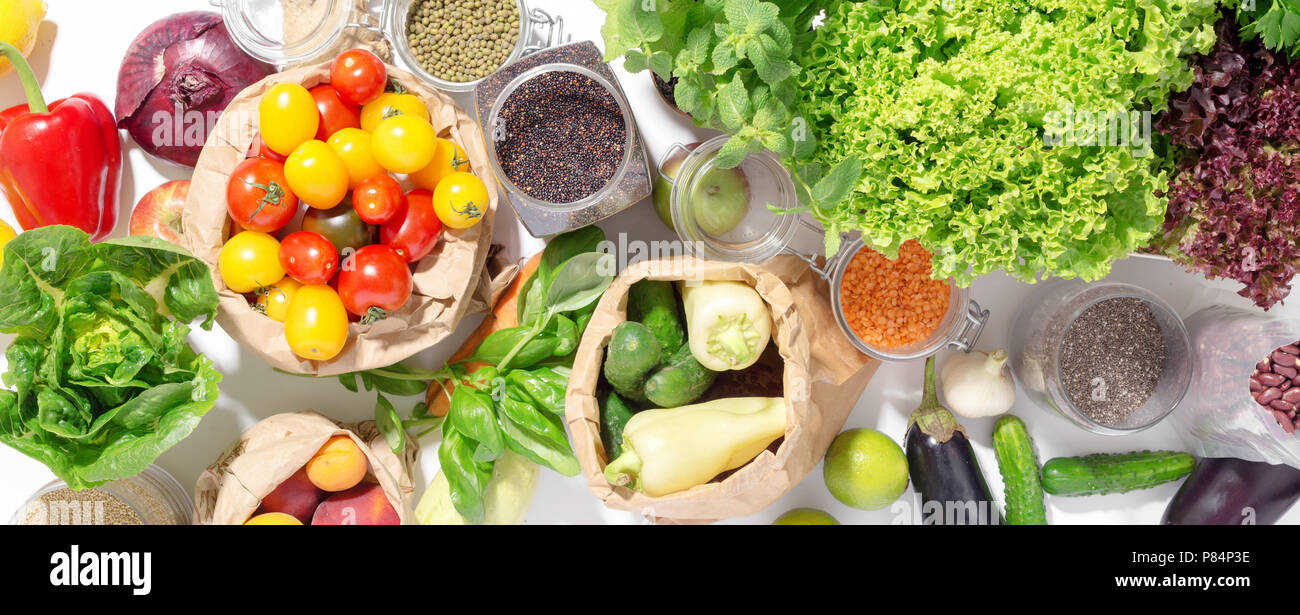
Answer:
839;240;951;349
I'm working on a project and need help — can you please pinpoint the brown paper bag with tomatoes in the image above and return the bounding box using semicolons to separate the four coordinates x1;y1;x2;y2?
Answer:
565;256;879;524
184;62;510;376
194;410;418;525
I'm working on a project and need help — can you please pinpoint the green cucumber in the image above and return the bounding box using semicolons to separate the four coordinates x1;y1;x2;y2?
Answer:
644;344;717;408
603;321;661;402
1041;451;1196;497
992;415;1047;525
600;390;636;459
628;280;685;355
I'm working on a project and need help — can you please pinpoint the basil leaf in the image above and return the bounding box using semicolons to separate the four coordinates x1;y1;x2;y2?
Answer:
520;227;607;325
545;252;616;314
374;394;406;455
438;428;492;524
553;313;578;356
497;392;580;476
470;327;562;369
517;271;547;326
449;387;505;461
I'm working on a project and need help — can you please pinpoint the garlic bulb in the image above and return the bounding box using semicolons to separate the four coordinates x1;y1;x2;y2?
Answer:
940;349;1016;418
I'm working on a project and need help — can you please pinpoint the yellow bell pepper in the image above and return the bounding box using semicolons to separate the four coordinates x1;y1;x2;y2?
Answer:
604;397;786;497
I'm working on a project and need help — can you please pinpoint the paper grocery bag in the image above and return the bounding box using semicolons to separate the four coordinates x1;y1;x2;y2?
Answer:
194;411;419;525
185;62;508;376
565;256;878;524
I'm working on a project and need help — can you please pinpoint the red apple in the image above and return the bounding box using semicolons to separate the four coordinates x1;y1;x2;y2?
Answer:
130;180;189;245
258;468;326;524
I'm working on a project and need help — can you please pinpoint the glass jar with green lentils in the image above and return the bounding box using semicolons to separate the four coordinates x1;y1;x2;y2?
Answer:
406;0;521;84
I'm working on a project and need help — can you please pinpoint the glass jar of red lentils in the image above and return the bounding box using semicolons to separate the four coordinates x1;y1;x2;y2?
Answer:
828;238;989;362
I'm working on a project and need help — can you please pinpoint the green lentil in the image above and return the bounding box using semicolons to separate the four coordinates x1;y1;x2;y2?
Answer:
406;0;520;83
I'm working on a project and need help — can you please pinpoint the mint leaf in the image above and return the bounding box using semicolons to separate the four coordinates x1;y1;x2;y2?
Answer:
810;156;863;212
595;0;640;60
624;48;649;73
673;72;706;114
714;132;761;168
675;28;712;74
716;78;752;132
711;30;740;72
649;50;675;80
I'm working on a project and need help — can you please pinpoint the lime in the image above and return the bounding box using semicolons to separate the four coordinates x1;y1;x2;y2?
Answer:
823;428;909;510
772;508;840;525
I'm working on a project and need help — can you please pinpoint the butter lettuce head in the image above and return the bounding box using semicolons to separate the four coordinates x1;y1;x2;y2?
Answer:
797;0;1221;284
0;227;220;489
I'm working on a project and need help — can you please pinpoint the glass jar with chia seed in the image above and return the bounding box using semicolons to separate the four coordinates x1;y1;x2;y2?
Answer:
10;465;193;525
1009;281;1194;435
475;41;652;237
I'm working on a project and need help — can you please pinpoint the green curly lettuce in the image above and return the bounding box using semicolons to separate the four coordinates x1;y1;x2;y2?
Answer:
796;0;1221;284
0;226;220;489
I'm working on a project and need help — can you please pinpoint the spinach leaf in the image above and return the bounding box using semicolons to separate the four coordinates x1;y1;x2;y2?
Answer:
374;394;406;455
449;387;506;462
439;427;493;524
545;252;616;315
497;392;580;476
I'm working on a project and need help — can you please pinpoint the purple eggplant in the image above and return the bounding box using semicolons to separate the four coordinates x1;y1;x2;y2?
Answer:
905;356;1002;525
1162;457;1300;525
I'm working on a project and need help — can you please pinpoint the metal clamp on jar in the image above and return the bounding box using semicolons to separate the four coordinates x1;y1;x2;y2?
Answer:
656;138;989;362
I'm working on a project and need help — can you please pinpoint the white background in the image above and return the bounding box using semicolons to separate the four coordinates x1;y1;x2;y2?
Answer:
0;0;1293;524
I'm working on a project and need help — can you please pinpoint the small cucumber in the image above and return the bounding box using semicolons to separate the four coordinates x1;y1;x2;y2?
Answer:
628;280;685;355
600;390;636;459
991;415;1047;525
1041;450;1196;497
644;344;718;408
603;322;661;402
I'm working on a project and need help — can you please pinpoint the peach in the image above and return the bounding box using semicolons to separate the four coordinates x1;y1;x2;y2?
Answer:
259;468;325;524
305;435;367;492
311;483;400;525
244;512;302;525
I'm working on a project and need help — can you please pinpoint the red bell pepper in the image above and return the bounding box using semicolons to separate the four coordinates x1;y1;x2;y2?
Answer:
0;42;121;241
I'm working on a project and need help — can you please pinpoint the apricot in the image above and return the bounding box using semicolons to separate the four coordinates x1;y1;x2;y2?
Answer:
305;435;367;492
259;468;325;524
311;483;400;525
244;512;302;525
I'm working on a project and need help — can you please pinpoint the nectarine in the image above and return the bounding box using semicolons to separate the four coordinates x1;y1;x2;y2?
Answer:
311;483;399;525
259;468;325;524
306;435;367;492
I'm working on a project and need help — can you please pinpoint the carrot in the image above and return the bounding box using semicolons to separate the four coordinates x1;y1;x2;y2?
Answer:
426;251;544;416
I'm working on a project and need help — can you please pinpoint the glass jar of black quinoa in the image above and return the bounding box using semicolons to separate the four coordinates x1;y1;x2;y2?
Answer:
475;41;651;237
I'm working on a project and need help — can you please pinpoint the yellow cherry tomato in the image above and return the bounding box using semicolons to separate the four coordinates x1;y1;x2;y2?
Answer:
0;219;16;269
326;128;385;189
285;140;350;209
371;115;438;174
360;92;430;132
259;83;319;156
432;172;490;229
219;231;286;293
410;138;471;191
284;284;349;361
255;277;302;323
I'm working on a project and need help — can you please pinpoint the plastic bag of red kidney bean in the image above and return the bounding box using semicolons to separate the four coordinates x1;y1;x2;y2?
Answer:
1172;305;1300;469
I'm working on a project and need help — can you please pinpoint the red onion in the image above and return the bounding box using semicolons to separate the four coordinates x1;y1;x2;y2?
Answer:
115;11;274;167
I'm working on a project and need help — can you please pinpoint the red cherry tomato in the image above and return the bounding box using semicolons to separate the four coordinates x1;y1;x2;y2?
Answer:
353;175;406;225
279;231;340;285
338;244;413;321
309;85;362;141
330;49;387;106
227;158;299;233
246;133;286;162
380;189;444;262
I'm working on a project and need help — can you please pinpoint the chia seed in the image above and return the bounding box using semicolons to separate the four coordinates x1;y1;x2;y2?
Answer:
495;70;627;204
1059;297;1166;425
